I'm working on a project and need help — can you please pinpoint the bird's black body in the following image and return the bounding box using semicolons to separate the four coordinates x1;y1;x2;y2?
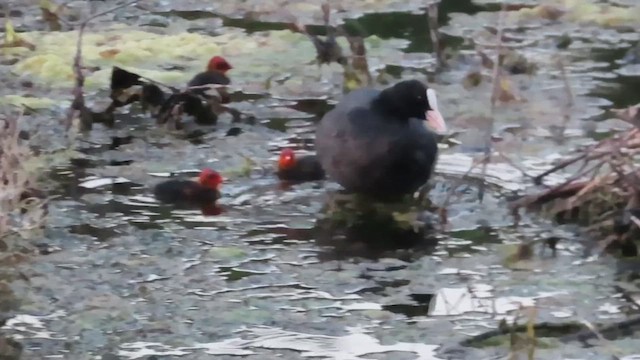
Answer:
277;155;326;182
156;92;218;126
153;179;219;205
141;84;166;109
187;71;231;103
315;80;439;200
110;66;142;91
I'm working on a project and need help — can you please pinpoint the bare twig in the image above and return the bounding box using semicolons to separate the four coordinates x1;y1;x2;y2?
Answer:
292;3;347;67
510;126;640;225
426;1;446;70
478;2;507;203
577;318;615;352
511;160;612;210
139;75;179;93
557;58;574;108
611;103;640;129
343;35;373;87
489;4;507;112
534;129;639;185
555;57;574;138
496;152;538;183
65;0;139;133
438;154;490;225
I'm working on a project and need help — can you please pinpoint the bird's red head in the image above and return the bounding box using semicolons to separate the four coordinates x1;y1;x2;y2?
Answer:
278;148;296;170
207;56;233;73
198;168;223;190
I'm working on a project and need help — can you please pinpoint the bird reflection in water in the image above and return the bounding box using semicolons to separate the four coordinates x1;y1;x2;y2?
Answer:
200;203;223;216
314;191;440;262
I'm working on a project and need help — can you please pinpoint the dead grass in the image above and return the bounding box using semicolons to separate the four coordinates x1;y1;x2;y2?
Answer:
0;112;47;241
509;123;640;244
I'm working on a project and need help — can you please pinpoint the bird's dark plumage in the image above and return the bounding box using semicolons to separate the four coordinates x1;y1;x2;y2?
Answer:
315;80;444;200
187;71;230;88
153;180;219;205
277;155;326;182
187;71;231;104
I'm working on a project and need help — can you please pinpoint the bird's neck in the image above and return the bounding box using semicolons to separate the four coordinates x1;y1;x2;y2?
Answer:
206;68;227;74
373;91;408;121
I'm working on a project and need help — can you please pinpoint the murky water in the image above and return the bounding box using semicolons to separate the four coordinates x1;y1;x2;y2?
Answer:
2;0;640;359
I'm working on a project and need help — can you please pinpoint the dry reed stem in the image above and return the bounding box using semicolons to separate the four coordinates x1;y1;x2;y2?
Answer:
426;1;446;70
556;57;574;137
510;120;640;232
437;154;489;225
478;2;507;203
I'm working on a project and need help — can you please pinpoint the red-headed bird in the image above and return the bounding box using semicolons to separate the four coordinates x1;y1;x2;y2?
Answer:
153;168;223;205
276;148;325;182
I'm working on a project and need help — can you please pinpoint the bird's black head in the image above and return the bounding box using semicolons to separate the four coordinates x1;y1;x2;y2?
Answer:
376;80;432;120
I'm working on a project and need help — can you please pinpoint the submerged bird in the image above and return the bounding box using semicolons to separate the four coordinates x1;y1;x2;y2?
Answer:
276;148;326;182
315;79;447;200
187;56;233;103
153;168;223;205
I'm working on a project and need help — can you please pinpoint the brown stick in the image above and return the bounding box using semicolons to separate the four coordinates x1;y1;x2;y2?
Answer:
426;1;446;70
139;75;179;93
496;152;539;184
555;57;574;139
438;154;489;224
534;129;639;184
509;180;587;210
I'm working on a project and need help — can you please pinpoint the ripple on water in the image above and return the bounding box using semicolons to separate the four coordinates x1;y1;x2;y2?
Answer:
2;311;67;341
118;326;442;359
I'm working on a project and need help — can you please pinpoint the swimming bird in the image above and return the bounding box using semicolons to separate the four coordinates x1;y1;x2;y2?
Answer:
153;168;222;205
276;148;326;182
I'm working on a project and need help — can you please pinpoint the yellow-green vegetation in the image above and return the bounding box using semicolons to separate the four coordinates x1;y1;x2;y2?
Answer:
447;0;640;43
208;246;248;261
468;0;640;27
0;96;57;110
6;26;405;92
516;0;640;27
1;20;35;50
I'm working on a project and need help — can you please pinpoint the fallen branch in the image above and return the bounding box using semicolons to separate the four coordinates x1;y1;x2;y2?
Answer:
533;129;639;185
611;103;640;129
509;109;640;240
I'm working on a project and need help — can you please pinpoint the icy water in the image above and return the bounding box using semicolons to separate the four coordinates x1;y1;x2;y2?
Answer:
2;0;640;359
